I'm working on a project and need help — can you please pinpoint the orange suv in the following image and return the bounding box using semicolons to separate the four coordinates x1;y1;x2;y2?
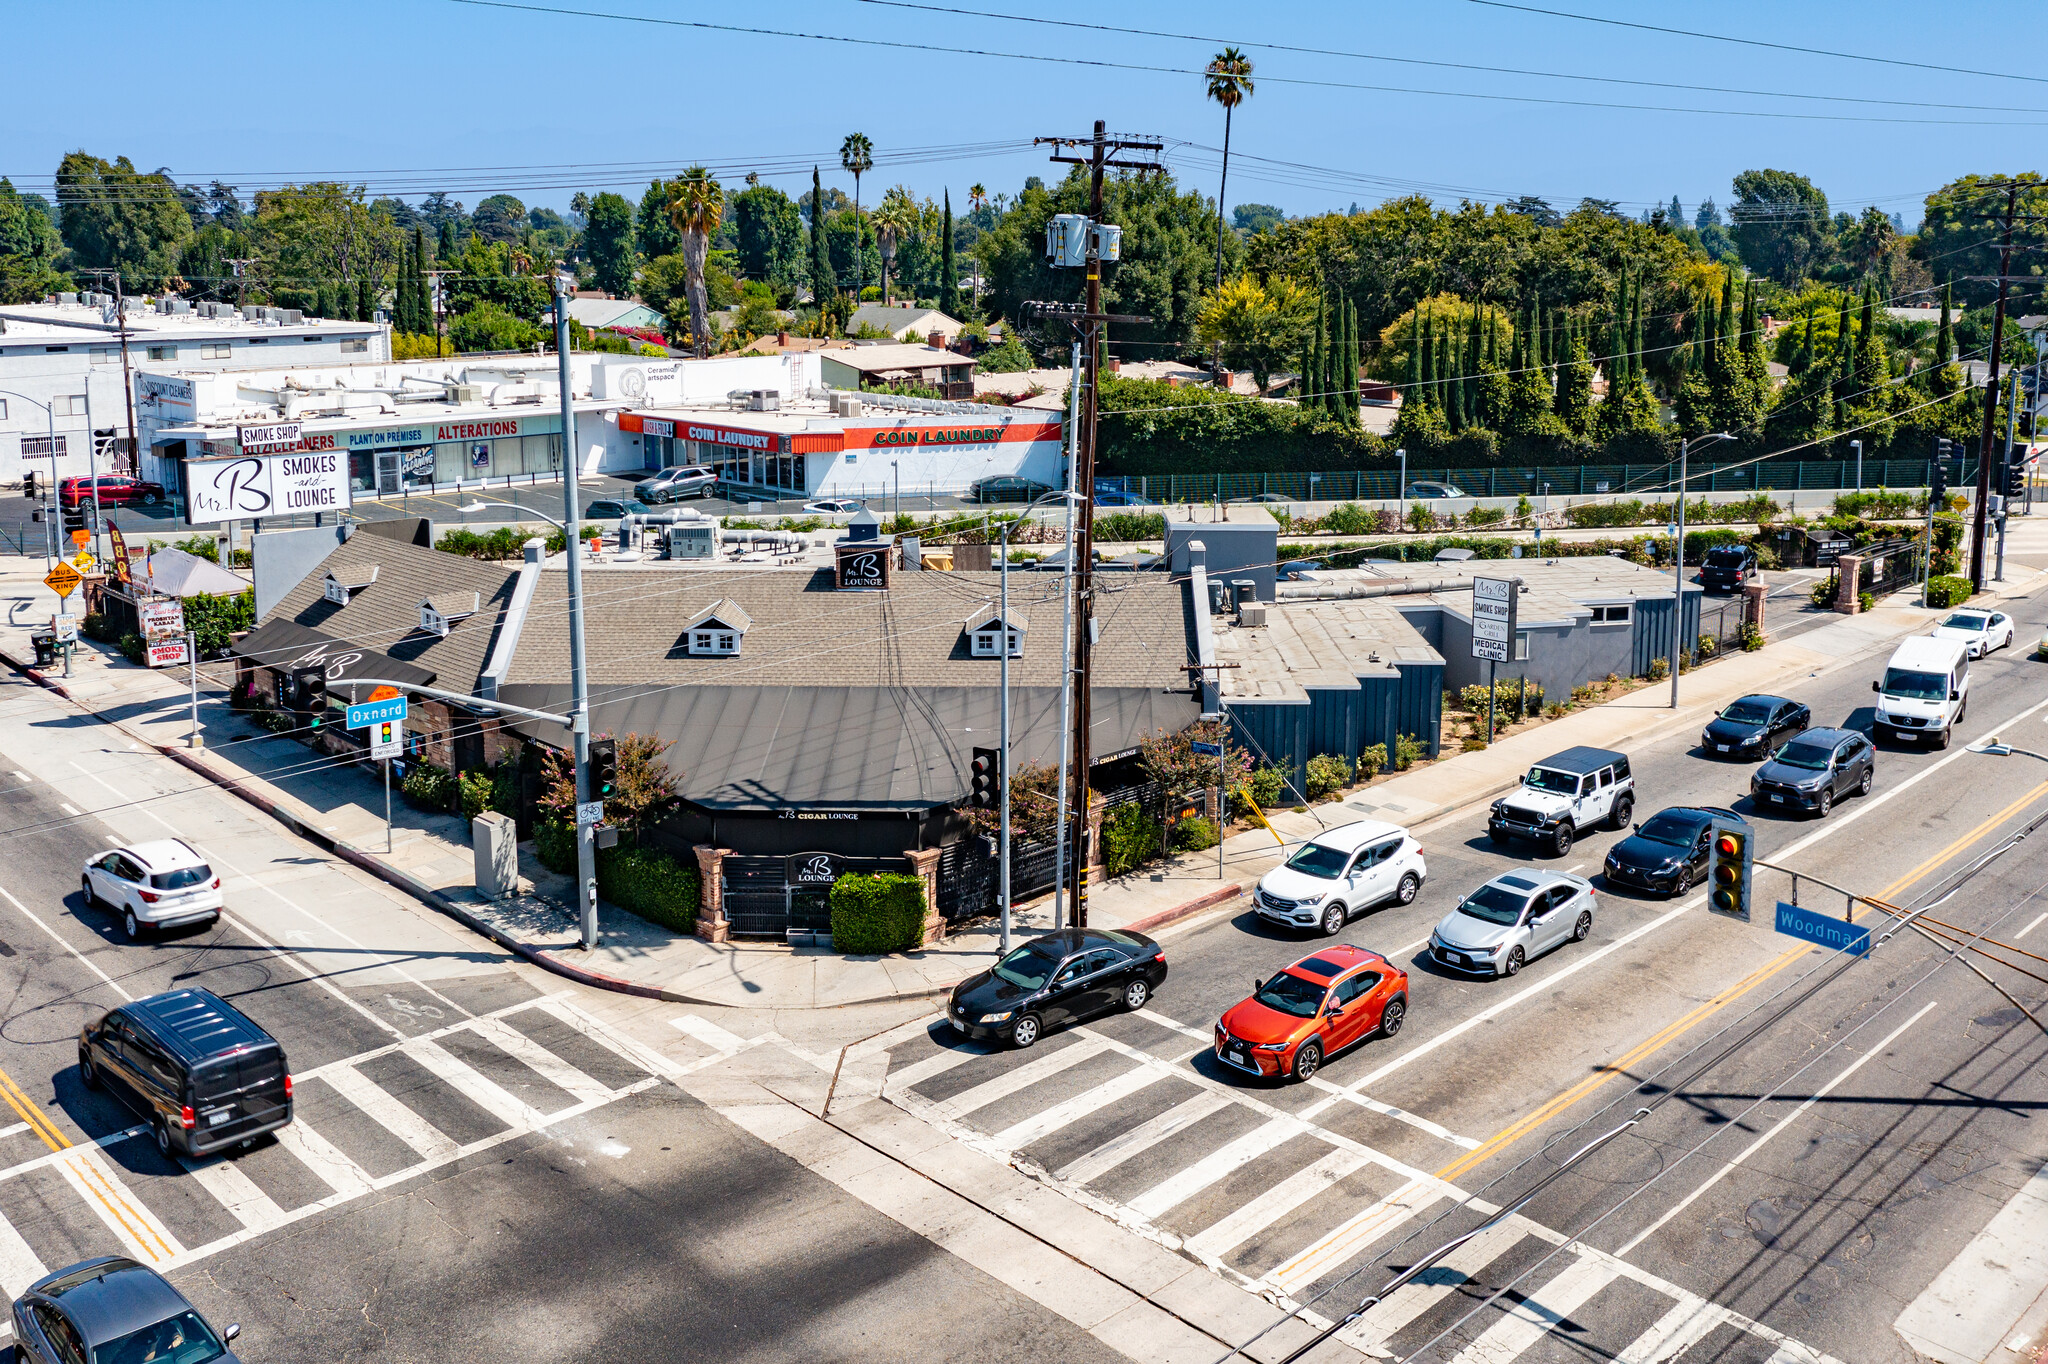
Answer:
1214;944;1408;1082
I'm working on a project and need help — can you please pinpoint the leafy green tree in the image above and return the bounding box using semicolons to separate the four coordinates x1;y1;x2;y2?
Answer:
469;194;527;243
54;151;192;289
1554;335;1593;436
0;178;67;303
1232;203;1285;236
729;183;804;296
635;179;682;259
582;192;637;298
1194;275;1313;395
1729;168;1833;284
728;281;782;340
1929;281;1959;397
448;300;547;352
249;181;402;305
444;235;548;323
1911;174;2048;309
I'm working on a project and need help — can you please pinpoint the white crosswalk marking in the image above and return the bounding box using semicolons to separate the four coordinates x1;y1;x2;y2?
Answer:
323;1063;461;1160
1056;1091;1232;1185
180;1155;287;1232
1446;1254;1619;1363
1184;1146;1368;1261
884;1039;991;1093
1129;1115;1300;1220
987;1064;1168;1151
533;996;679;1077
1268;1176;1440;1296
407;1036;551;1130
670;1014;748;1054
1616;1293;1727;1363
272;1122;375;1199
1334;1220;1524;1353
467;1015;615;1107
0;1208;45;1300
932;1038;1113;1120
56;1146;185;1264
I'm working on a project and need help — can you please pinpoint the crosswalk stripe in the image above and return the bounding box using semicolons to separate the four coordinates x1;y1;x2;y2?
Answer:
0;1207;45;1300
987;1065;1169;1151
933;1038;1113;1121
271;1122;375;1199
467;1015;616;1107
1056;1092;1232;1186
1446;1254;1618;1363
407;1037;551;1130
1616;1293;1726;1363
885;1039;992;1093
1268;1176;1440;1296
531;997;681;1078
1128;1115;1300;1220
844;1014;949;1061
670;1014;748;1054
179;1155;288;1233
56;1146;185;1264
1184;1147;1368;1261
323;1063;461;1161
1334;1220;1523;1353
1309;1082;1481;1149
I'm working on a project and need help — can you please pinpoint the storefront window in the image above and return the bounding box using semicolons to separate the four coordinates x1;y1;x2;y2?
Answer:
435;441;468;483
348;450;375;494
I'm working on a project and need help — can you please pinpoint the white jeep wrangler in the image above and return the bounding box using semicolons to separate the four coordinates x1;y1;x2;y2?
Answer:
1487;745;1633;857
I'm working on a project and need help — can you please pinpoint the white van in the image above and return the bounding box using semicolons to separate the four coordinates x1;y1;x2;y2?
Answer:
1872;636;1971;747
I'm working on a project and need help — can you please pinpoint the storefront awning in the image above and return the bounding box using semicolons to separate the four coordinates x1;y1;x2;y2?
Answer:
230;618;438;691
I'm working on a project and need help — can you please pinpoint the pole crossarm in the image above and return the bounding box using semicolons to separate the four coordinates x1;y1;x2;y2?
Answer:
336;679;570;728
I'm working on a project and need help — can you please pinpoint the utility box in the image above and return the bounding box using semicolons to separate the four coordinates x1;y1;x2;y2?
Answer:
472;811;518;899
1046;213;1089;267
665;523;716;560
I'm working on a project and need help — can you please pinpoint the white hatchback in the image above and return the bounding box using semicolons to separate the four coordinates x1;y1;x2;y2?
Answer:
1253;820;1427;936
81;840;223;939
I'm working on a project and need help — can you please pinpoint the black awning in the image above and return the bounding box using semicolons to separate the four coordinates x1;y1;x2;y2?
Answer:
231;618;438;691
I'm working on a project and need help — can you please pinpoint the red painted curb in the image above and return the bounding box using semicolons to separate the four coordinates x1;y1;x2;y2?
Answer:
1123;881;1248;935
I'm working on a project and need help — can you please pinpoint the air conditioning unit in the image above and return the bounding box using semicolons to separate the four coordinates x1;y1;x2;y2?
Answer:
446;384;481;403
1238;603;1267;628
282;309;303;324
747;389;780;412
241;305;263;321
666;524;716;560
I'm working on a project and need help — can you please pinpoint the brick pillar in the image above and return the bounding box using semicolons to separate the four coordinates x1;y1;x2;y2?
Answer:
1742;581;1766;638
905;847;944;946
693;845;731;943
1834;554;1863;614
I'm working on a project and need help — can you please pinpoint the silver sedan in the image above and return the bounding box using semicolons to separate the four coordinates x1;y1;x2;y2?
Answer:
1429;868;1595;978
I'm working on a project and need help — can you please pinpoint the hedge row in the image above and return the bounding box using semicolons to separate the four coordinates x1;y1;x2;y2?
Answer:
535;820;700;933
829;872;927;954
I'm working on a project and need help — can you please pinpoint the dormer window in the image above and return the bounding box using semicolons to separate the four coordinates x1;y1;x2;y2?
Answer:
418;592;480;638
965;603;1025;658
682;598;751;656
322;565;378;605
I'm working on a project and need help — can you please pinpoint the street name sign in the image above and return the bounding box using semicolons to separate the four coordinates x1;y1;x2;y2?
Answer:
1774;901;1872;957
346;696;408;729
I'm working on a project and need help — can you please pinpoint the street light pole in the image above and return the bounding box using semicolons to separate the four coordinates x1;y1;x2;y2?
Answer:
1673;432;1735;708
552;273;598;951
997;489;1079;953
3;389;61;570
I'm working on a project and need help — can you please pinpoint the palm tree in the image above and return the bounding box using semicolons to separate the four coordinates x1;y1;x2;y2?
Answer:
665;166;725;358
1204;47;1254;291
872;188;917;308
839;132;874;299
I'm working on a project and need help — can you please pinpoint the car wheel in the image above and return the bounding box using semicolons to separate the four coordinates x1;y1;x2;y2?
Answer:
1858;766;1874;797
1320;902;1347;936
1395;872;1420;906
1935;725;1952;751
1552;824;1574;857
1671;866;1694;897
124;908;143;940
1609;795;1633;832
81;874;98;908
1501;946;1525;977
1487;827;1507;845
1572;910;1593;942
140;491;159;505
79;1051;99;1089
1009;1014;1042;1050
1378;997;1406;1038
1121;978;1150;1012
1816;788;1833;818
1291;1040;1323;1082
154;1119;173;1158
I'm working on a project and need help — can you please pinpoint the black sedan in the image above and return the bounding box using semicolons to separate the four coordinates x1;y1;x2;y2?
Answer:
1751;727;1876;818
1604;806;1747;896
967;475;1053;505
12;1257;243;1364
1701;694;1809;760
945;928;1167;1049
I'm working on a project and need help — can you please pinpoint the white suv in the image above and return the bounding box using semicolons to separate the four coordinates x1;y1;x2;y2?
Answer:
1253;820;1427;936
81;840;223;939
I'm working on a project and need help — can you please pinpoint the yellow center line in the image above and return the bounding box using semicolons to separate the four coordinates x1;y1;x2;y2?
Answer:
1436;777;2048;1185
0;1066;68;1153
0;1064;173;1262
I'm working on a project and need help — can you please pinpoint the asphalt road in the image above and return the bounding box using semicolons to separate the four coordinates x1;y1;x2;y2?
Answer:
878;589;2048;1363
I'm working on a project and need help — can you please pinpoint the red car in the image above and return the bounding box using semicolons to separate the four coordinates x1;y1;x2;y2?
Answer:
59;474;163;508
1214;944;1408;1082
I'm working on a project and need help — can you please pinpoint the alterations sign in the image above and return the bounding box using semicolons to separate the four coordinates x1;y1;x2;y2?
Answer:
187;451;351;524
1471;576;1519;663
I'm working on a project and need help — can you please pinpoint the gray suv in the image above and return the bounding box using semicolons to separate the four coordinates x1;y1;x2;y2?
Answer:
637;466;718;502
1750;727;1874;818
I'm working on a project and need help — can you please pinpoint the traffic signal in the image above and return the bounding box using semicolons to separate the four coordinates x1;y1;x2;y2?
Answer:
969;746;1001;809
60;503;86;534
2005;458;2027;500
1707;817;1752;922
589;737;618;799
1930;441;1951;501
290;667;327;729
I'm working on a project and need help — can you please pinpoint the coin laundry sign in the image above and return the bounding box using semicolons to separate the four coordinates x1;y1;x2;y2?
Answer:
868;426;1002;447
187;451;351;525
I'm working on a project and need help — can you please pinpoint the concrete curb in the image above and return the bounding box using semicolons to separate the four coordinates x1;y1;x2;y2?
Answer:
1122;880;1250;935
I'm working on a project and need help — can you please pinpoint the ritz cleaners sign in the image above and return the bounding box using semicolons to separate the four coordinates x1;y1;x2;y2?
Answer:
187;451;350;525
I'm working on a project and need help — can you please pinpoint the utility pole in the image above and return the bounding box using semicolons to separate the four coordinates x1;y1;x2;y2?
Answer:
1969;181;2021;592
552;272;598;950
1032;121;1165;927
79;269;140;475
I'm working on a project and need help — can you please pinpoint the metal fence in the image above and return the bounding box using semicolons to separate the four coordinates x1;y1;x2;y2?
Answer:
1854;538;1924;599
1698;597;1750;658
721;855;908;937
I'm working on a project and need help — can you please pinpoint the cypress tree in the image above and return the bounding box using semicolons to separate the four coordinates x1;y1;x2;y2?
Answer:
1717;269;1738;372
1447;331;1464;433
808;167;834;305
1438;332;1451;414
438;219;457;261
1339;299;1357;417
939;190;960;320
1330;295;1346;416
1312;293;1330;414
1404;309;1420;405
1630;283;1644;386
1795;303;1815;375
1856;280;1876;370
1418;308;1434;408
395;238;413;334
1935;280;1953;365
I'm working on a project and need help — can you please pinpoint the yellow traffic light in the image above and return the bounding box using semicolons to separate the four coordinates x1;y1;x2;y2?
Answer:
1707;820;1752;921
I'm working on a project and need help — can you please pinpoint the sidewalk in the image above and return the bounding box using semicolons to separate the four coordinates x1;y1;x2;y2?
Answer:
2;540;2039;1010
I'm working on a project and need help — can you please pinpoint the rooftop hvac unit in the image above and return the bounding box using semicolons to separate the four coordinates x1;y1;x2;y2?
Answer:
167;298;190;314
665;524;716;560
282;309;303;324
446;383;481;403
746;389;780;412
55;292;77;306
1238;603;1267;628
241;305;263;321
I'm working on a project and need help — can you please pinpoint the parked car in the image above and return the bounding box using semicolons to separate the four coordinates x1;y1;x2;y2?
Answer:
1403;481;1467;499
1252;820;1426;936
12;1258;244;1364
1701;693;1809;760
1093;486;1158;507
58;474;164;508
1214;943;1407;1082
1929;608;2015;658
78;988;293;1157
636;466;718;502
1698;544;1759;593
81;839;221;939
582;498;633;521
945;928;1166;1049
967;475;1053;505
1430;869;1596;978
1226;492;1292;505
1487;746;1633;856
804;498;865;514
1872;636;1971;747
1604;806;1749;896
1751;727;1875;817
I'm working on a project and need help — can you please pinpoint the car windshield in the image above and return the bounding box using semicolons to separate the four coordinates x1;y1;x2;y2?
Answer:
991;946;1060;990
1774;741;1834;771
1635;814;1700;847
1940;613;1987;631
150;866;212;890
1705;548;1746;565
92;1310;226;1364
1523;767;1579;793
1253;973;1326;1018
1283;843;1350;879
1880;668;1947;701
1458;884;1531;925
1721;701;1773;724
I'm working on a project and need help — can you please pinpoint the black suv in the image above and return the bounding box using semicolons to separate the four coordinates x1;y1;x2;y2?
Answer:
78;989;292;1158
1699;544;1759;593
1604;806;1748;896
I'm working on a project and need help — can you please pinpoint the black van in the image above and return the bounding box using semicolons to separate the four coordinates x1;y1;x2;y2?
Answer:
77;990;292;1158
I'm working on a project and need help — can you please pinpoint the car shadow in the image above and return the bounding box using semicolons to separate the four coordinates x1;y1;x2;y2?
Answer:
1228;908;1316;941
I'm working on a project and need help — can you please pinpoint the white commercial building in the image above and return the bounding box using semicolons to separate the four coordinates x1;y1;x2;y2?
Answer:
0;294;389;484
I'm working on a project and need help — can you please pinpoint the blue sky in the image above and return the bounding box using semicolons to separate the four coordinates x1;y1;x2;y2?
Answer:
5;0;2041;224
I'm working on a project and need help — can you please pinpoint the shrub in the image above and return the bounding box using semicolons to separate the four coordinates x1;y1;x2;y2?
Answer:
117;632;146;664
1358;742;1388;779
1101;803;1162;878
400;761;457;812
183;590;256;658
1171;817;1219;852
1095;511;1166;542
1544;702;1567;718
1465;504;1506;527
81;612;119;644
829;872;928;954
1249;763;1286;809
1697;634;1719;658
1305;753;1352;801
1925;575;1973;609
253;705;296;733
1646;657;1670;682
456;770;494;820
598;843;699;932
1406;501;1436;533
1322;502;1389;536
1394;733;1425;770
1810;575;1840;608
1741;622;1765;652
1461;736;1489;752
1858;591;1874;613
536;818;575;873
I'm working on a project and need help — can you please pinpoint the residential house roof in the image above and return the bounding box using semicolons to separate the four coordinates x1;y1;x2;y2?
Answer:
849;305;964;340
